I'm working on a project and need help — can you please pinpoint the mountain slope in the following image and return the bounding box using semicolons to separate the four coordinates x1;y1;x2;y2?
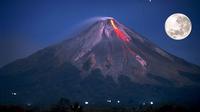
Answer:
0;17;200;105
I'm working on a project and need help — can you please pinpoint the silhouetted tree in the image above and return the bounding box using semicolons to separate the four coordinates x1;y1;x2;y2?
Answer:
70;102;82;112
50;97;71;112
0;105;26;112
156;105;188;112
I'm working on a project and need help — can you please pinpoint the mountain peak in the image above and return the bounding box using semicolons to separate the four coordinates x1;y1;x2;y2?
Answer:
91;17;131;43
2;17;200;86
97;16;114;21
1;17;200;105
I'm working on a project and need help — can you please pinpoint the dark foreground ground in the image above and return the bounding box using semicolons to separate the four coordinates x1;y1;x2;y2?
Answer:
0;98;199;112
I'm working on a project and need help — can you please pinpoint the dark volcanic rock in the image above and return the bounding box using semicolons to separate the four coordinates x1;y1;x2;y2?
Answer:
0;17;200;105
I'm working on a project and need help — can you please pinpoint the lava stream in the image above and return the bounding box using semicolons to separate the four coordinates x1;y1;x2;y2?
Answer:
110;19;130;43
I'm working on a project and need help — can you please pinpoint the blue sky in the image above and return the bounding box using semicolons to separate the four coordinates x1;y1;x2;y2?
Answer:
0;0;200;67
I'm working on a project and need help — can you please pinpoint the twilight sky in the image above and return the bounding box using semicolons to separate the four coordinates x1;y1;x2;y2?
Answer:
0;0;200;67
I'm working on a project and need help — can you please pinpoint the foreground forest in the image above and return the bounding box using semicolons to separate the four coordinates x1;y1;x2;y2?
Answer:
0;98;199;112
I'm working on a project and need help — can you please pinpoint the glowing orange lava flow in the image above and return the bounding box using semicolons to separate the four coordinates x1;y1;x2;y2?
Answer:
127;47;136;56
110;19;130;43
110;20;146;66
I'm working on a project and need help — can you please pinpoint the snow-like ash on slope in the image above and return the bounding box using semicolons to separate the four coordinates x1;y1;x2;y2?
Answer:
1;17;200;106
50;17;200;86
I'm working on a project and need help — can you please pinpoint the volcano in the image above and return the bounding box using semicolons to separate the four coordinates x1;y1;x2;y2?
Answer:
0;17;200;105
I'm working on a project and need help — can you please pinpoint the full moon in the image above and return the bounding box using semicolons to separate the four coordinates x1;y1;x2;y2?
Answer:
165;13;192;40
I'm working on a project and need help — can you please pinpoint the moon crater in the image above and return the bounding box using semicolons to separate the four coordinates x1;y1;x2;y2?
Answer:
165;13;192;40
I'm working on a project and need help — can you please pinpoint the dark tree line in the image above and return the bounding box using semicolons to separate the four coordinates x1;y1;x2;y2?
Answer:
0;98;198;112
